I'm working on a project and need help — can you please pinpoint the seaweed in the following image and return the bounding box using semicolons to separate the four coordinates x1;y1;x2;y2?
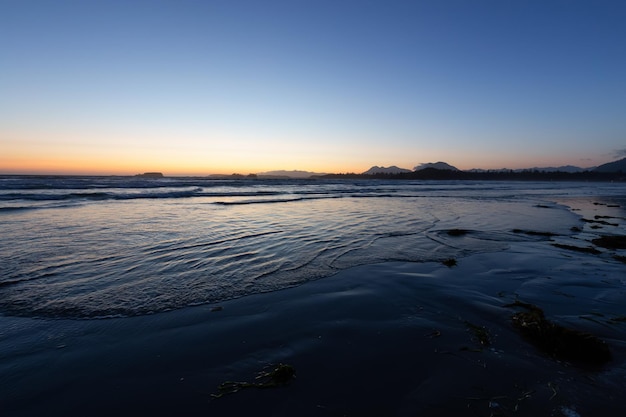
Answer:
594;215;621;220
582;218;618;226
442;258;457;267
447;228;469;236
465;321;491;348
504;301;611;366
592;235;626;249
551;243;601;255
211;363;296;399
512;229;557;237
465;387;536;414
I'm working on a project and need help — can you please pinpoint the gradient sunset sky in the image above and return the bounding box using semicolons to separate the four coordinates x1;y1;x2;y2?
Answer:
2;0;625;175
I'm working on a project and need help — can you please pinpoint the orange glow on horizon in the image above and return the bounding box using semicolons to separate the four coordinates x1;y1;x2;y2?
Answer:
0;151;370;176
0;129;610;176
0;151;607;177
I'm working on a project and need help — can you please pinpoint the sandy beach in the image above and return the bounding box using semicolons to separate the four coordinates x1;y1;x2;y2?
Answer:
2;194;625;416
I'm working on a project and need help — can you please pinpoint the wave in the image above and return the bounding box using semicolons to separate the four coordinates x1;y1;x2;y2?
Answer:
0;188;206;202
147;231;284;256
0;206;34;213
2;188;410;206
0;175;328;191
2;180;610;320
212;195;341;205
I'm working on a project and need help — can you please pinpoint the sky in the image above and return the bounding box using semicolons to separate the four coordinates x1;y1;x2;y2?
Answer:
1;0;625;175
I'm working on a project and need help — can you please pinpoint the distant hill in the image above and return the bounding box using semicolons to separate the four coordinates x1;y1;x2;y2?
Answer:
414;162;459;171
256;170;327;178
362;165;411;175
517;165;588;173
232;158;626;180
594;157;626;173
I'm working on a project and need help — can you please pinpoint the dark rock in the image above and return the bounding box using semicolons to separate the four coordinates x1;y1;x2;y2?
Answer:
441;258;457;267
592;235;626;249
136;172;164;178
447;228;469;236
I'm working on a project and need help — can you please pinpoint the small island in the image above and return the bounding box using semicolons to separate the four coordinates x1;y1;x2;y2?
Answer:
135;172;164;178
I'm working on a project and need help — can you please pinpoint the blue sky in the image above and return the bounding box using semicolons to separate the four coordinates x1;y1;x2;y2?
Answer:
1;0;625;174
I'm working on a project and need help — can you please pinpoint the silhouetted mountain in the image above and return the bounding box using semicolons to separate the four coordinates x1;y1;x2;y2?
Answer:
362;165;411;175
221;158;626;181
320;166;624;181
594;158;626;173
414;162;459;171
519;165;587;173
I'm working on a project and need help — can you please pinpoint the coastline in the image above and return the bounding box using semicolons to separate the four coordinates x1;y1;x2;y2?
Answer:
1;196;625;416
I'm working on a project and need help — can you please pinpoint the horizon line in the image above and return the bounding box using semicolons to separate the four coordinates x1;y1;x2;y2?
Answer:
2;157;623;178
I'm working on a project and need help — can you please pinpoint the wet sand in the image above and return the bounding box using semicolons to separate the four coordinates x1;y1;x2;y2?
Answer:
1;199;625;416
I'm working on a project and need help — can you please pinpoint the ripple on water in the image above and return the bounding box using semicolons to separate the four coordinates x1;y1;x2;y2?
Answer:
0;186;586;319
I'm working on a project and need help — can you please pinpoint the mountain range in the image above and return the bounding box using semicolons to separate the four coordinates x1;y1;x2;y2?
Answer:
361;159;626;177
246;158;626;178
594;158;626;173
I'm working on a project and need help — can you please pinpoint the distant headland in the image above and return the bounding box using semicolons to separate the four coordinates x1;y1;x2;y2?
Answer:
135;172;164;178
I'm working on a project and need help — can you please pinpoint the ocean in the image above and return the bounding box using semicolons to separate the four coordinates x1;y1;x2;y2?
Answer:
1;176;625;416
2;176;618;319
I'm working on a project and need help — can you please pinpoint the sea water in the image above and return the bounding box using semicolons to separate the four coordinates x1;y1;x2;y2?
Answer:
1;176;624;319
